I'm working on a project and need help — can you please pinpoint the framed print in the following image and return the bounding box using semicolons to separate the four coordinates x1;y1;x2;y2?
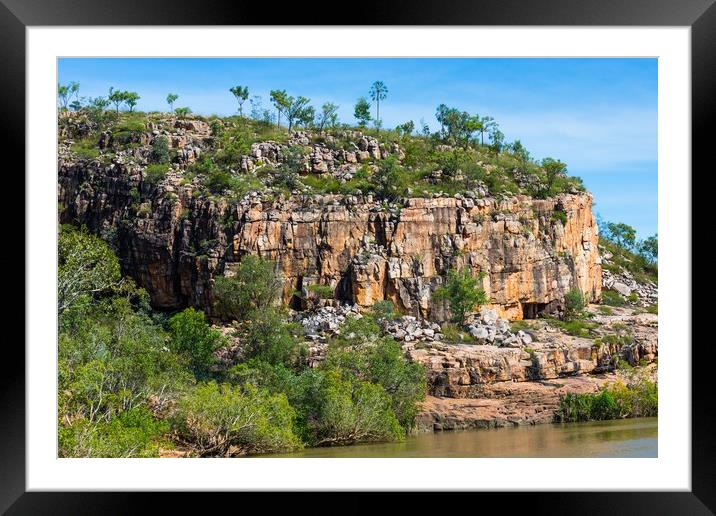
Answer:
3;0;710;512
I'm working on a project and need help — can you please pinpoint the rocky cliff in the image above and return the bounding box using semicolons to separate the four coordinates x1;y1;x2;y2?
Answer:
58;158;601;320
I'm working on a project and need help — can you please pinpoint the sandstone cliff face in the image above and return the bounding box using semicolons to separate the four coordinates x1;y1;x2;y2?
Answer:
58;159;601;320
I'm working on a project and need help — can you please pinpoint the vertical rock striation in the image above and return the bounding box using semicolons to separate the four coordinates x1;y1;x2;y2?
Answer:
59;159;601;319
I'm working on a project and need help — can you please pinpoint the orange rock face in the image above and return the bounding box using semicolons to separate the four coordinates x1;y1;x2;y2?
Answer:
59;160;600;320
228;193;601;320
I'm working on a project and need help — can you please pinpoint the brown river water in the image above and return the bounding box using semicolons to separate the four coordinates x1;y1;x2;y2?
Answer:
260;417;657;458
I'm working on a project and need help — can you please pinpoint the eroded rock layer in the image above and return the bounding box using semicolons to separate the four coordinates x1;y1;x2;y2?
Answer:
58;159;601;320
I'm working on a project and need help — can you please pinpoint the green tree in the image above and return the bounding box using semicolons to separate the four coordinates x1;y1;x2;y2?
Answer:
58;225;121;314
108;87;125;113
230;85;249;116
294;369;404;446
58;83;70;110
269;89;288;128
168;308;223;378
373;156;406;200
282;95;313;132
369;81;388;130
478;116;495;145
639;234;658;263
124;91;140;112
604;221;637;250
397;120;415;136
489;125;505;157
69;81;81;106
240;308;305;367
435;104;449;136
172;381;302;456
317;102;339;133
213;255;281;319
354;97;371;127
510;140;531;169
166;93;179;112
541;157;568;196
59;293;189;457
150;136;170;164
174;107;192;118
433;268;489;325
563;288;585;320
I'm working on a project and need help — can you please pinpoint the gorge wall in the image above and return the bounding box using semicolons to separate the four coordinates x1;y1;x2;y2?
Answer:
58;159;601;320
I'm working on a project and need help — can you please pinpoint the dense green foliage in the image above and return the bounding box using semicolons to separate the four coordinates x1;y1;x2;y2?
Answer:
59;240;426;457
433;268;489;324
555;378;658;423
213;255;281;319
598;217;658;284
172;382;302;456
58;225;121;314
168;308;224;378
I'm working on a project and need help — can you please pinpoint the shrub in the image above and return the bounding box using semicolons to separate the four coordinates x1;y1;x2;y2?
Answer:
168;308;224;378
601;289;626;307
59;406;169;458
58;294;189;457
213;255;281;320
433;268;489;324
150;136;170;164
144;163;170;188
551;209;567;225
209;119;224;137
371;300;397;322
307;284;333;300
239;308;306;367
292;369;405;447
172;381;302;456
440;322;471;342
373;156;408;200
72;141;100;160
555;379;657;422
563;288;585;320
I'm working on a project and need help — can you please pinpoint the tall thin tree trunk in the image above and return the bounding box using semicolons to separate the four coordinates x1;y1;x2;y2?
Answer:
376;100;380;131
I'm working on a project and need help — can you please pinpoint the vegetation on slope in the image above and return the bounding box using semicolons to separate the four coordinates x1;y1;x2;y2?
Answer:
58;225;426;457
58;80;587;204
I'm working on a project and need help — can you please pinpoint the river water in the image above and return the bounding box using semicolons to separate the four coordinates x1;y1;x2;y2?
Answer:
263;417;657;458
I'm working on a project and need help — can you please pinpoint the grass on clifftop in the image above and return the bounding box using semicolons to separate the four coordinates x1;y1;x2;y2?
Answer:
60;110;587;203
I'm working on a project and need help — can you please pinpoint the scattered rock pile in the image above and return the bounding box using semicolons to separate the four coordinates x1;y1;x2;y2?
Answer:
464;308;532;348
296;304;362;342
383;316;443;342
602;269;657;306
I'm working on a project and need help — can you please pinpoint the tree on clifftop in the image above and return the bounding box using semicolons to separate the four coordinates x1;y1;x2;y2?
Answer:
166;93;179;112
58;83;70;110
230;85;249;116
541;157;568;197
317;102;339;133
124;92;140;112
354;97;371;128
270;89;288;129
369;81;388;131
282;95;314;132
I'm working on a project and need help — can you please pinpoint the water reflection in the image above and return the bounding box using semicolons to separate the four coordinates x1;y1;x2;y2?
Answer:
262;417;657;458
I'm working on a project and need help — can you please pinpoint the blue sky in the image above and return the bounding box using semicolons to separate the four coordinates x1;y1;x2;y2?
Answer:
58;58;657;238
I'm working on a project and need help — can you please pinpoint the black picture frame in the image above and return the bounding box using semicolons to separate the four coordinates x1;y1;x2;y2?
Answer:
2;0;707;512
